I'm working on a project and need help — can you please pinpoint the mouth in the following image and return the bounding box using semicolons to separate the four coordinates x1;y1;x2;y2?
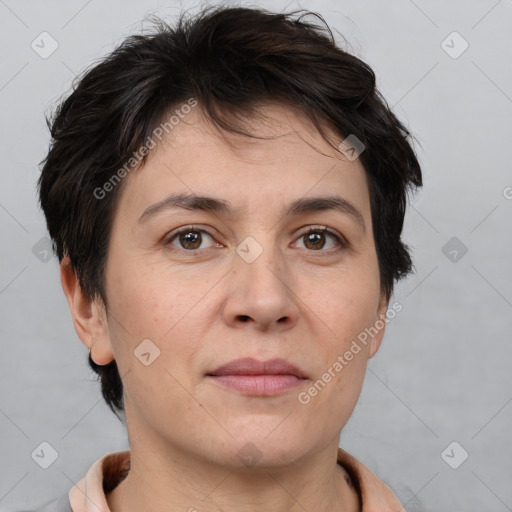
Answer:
206;357;308;396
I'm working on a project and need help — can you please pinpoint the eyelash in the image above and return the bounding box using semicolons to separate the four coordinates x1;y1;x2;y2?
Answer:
164;224;349;253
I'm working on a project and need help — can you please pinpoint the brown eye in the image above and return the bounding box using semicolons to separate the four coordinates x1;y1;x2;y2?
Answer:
179;231;202;250
303;231;326;250
295;227;345;252
168;228;216;251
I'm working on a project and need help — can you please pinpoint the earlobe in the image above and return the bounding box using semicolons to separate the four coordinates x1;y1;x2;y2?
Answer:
368;293;389;359
60;255;115;365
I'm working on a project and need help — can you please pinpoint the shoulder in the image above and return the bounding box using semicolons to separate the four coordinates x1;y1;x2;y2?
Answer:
337;448;406;512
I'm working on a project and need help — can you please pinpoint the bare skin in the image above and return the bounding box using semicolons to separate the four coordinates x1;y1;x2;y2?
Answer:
61;102;389;511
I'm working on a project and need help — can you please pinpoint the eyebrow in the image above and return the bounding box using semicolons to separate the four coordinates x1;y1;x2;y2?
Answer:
137;193;366;232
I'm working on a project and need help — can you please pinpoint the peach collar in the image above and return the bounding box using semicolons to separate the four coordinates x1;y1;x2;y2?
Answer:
68;448;405;512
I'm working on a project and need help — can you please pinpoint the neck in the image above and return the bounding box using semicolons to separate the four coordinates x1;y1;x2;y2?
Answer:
106;439;360;512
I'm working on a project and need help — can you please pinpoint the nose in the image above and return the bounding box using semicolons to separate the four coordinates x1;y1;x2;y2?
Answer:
221;239;299;332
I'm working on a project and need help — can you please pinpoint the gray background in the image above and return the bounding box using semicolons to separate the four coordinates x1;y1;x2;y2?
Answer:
1;0;511;511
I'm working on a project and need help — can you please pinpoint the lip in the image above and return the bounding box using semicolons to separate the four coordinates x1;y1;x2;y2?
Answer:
206;358;308;396
208;357;307;378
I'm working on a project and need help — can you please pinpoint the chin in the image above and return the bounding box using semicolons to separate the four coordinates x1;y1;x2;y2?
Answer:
216;429;312;469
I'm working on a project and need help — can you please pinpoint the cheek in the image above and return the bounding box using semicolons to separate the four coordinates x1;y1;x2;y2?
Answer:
103;269;208;424
297;269;379;408
106;258;187;336
105;261;217;376
305;273;379;348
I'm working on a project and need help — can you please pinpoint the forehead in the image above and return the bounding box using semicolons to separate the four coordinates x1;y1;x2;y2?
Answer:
117;102;371;224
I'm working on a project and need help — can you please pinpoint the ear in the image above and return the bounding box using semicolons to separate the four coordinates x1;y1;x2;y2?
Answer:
60;255;115;365
368;291;389;359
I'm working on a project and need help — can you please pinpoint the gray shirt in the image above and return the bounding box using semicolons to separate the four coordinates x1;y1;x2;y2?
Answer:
19;493;72;512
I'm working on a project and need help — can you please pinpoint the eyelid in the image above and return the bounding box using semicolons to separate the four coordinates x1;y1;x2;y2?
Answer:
164;224;350;252
164;224;222;249
293;225;349;250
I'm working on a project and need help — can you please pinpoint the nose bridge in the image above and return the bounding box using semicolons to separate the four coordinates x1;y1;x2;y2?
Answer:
223;232;298;329
235;233;285;292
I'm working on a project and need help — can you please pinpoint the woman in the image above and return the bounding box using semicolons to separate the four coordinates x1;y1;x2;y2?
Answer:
35;5;422;511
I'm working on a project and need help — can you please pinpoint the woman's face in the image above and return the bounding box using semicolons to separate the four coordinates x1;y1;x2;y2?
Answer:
97;102;388;468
